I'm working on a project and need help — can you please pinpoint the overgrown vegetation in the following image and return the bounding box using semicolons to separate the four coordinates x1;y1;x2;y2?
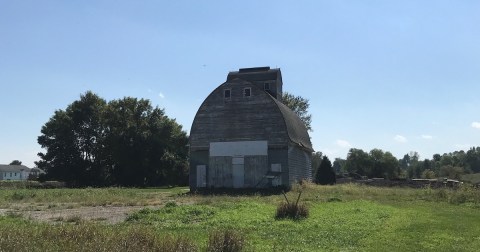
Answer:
1;184;480;251
275;190;309;220
0;218;198;252
207;229;245;252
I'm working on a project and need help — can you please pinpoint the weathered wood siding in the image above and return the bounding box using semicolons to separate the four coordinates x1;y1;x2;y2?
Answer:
267;148;289;187
209;156;233;187
189;150;209;189
287;145;312;184
190;79;289;148
244;156;268;187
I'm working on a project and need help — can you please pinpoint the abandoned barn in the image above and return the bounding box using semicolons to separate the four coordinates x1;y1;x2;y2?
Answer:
189;67;313;190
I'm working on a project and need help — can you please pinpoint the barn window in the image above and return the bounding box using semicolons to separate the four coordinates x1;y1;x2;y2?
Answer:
224;89;231;99
264;83;270;91
243;87;251;97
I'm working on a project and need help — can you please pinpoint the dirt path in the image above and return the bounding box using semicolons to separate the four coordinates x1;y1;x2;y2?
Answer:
0;204;157;224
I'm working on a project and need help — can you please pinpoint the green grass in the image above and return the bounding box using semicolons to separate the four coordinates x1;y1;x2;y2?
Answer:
1;184;479;251
0;187;188;207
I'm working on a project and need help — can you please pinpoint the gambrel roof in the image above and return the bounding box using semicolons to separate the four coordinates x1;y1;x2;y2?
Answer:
190;74;312;152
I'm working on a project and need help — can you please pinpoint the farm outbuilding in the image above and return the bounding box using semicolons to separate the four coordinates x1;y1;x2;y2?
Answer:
189;67;313;190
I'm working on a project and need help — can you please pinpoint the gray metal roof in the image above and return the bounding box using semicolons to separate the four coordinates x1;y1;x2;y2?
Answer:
271;97;313;152
0;165;30;172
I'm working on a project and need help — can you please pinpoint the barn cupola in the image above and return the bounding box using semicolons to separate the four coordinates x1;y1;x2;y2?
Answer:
226;66;283;101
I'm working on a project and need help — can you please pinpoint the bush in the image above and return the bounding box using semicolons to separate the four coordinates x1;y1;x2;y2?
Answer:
207;229;245;252
275;187;309;220
275;202;309;220
158;235;198;252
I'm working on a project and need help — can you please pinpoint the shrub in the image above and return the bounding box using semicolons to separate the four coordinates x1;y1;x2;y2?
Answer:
275;190;309;220
275;202;309;219
207;229;245;252
159;236;198;252
165;201;178;208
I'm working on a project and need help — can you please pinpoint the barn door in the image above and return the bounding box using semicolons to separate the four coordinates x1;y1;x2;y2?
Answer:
232;156;244;188
196;165;206;188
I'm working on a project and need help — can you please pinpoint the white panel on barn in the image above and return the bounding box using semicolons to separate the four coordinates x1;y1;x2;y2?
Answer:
210;141;267;157
196;165;206;187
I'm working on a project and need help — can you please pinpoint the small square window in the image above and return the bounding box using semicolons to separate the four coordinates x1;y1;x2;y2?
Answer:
244;88;251;97
264;83;270;91
224;89;231;99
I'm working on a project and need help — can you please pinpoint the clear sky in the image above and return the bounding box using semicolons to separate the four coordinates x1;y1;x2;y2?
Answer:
1;1;480;167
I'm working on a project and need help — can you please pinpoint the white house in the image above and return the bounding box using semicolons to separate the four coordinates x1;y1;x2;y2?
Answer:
0;165;30;181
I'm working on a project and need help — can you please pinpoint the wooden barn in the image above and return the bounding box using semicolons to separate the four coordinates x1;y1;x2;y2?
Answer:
189;67;313;190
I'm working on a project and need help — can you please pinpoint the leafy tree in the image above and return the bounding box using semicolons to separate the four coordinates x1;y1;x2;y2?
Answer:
315;156;336;185
37;91;108;186
9;160;22;165
333;158;346;174
439;165;464;179
369;149;385;178
465;147;480;173
282;92;312;131
345;148;372;177
421;169;436;179
381;151;400;179
311;152;323;174
37;91;188;187
406;152;421;178
103;97;188;186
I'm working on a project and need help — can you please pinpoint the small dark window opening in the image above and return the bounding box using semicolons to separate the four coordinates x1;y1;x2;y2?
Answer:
264;83;270;91
224;89;231;99
244;88;251;97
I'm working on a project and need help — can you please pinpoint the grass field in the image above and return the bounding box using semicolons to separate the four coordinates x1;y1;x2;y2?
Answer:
0;183;479;251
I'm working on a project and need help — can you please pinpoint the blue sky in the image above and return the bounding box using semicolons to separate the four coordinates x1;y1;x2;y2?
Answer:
1;1;480;167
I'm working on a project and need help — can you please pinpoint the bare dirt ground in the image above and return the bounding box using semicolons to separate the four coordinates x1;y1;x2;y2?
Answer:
0;204;155;224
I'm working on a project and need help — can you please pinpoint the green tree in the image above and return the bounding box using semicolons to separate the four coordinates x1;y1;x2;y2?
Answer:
406;152;421;178
333;158;346;174
439;165;464;179
421;169;436;179
9;160;22;165
37;91;188;187
282;92;312;131
315;156;335;185
381;151;400;179
466;147;480;173
311;152;323;174
369;149;385;178
104;97;188;186
37;91;108;186
345;148;372;177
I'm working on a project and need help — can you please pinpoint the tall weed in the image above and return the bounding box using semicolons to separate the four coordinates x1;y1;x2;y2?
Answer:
207;229;245;252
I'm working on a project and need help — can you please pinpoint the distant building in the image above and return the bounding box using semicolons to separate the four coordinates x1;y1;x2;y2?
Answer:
189;67;313;190
28;167;46;180
0;165;30;181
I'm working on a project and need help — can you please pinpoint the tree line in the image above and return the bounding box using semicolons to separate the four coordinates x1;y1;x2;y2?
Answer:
314;147;480;180
36;91;188;187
